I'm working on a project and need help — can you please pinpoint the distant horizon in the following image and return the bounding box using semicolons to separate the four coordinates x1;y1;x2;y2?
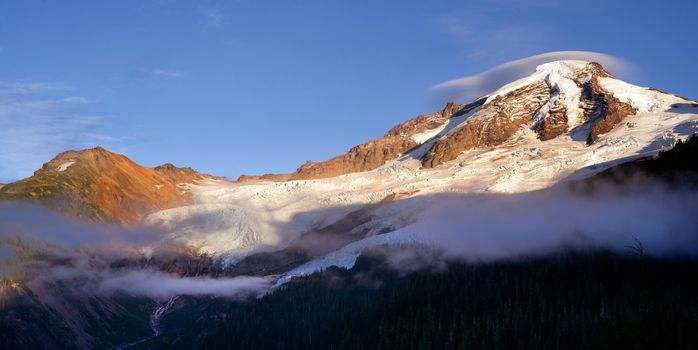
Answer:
1;0;697;183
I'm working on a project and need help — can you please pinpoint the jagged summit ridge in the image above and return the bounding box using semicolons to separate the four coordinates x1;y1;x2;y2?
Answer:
240;60;695;179
421;61;636;167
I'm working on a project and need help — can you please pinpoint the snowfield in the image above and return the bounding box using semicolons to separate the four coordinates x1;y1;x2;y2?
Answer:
145;61;698;280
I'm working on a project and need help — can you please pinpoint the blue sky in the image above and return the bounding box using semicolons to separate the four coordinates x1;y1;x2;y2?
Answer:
0;0;696;182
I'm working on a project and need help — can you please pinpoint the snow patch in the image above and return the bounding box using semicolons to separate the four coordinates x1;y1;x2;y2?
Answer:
599;77;683;113
56;161;75;172
485;60;590;104
411;125;448;144
275;230;428;286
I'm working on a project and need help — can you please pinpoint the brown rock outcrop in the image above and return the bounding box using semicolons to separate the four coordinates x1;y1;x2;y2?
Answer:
288;103;467;179
289;137;420;179
534;97;569;141
579;72;637;144
154;163;219;184
422;81;551;168
586;95;637;144
237;173;292;182
238;101;483;181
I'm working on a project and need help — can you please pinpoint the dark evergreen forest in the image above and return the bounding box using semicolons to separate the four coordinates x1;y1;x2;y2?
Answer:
194;250;698;350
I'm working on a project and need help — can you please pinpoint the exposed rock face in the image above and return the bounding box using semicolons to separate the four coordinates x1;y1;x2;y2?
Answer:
145;248;229;277
423;62;638;167
237;173;292;182
579;73;637;144
289;103;472;179
0;147;215;225
534;97;569;141
154;163;219;184
423;81;551;168
289;137;420;179
385;103;455;138
239;61;643;180
586;94;637;144
238;102;476;181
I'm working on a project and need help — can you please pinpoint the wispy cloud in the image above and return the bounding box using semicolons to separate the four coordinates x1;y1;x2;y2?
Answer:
440;13;471;40
436;9;550;61
204;8;226;27
0;82;64;95
0;202;273;299
139;68;186;78
0;81;118;182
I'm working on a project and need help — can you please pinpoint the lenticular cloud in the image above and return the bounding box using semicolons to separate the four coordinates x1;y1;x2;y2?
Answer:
432;51;633;101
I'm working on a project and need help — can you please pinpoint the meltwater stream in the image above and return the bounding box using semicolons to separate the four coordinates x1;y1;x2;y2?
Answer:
114;295;179;349
150;295;179;337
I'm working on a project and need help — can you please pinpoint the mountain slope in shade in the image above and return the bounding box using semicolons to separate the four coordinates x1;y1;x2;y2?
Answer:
0;147;217;225
149;60;697;261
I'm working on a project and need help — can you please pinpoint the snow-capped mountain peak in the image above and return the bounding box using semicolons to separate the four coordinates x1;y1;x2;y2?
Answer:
140;60;697;263
3;60;694;273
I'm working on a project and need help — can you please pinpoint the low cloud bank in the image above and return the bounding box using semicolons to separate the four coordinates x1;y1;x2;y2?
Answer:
0;202;271;299
0;202;161;253
281;178;698;280
2;173;697;295
416;185;698;260
99;270;270;299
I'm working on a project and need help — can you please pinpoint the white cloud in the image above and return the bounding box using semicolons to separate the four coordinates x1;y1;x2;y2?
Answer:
139;68;186;78
99;270;271;299
0;82;64;95
0;81;118;182
437;9;550;61
432;51;634;101
204;8;225;27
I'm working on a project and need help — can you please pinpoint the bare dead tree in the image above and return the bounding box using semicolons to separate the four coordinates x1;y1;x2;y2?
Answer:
625;235;645;258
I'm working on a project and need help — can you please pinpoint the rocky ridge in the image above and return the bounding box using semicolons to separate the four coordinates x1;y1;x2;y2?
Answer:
239;99;485;181
242;61;656;178
0;147;216;225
